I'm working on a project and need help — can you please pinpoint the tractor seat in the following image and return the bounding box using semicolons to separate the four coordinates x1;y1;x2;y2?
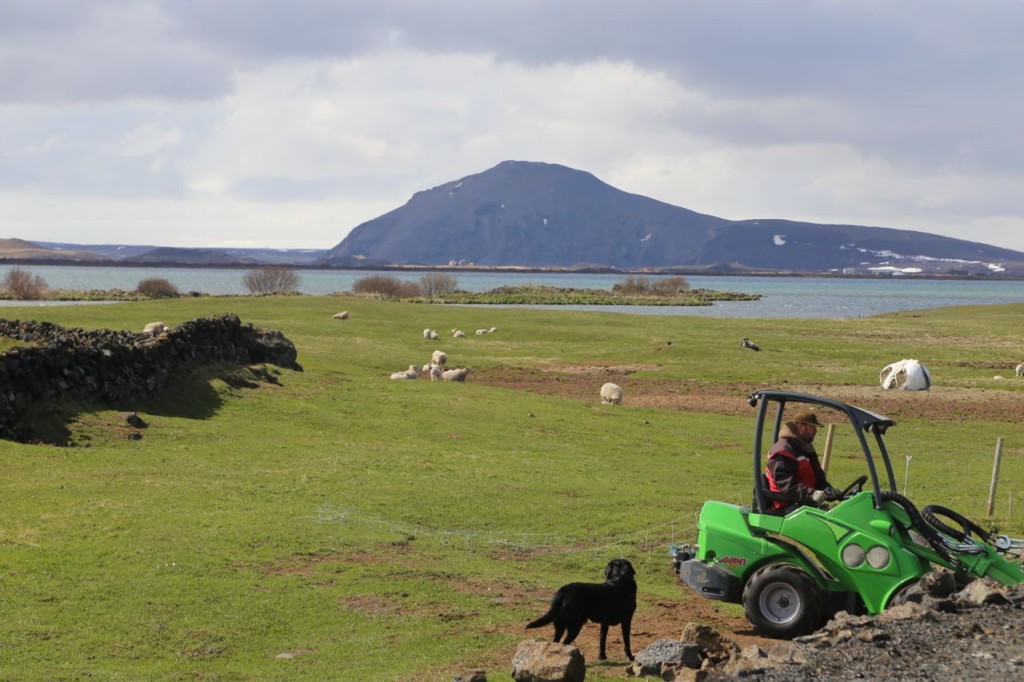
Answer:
754;474;802;515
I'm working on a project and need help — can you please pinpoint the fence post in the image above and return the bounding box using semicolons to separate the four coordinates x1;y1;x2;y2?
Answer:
987;437;1004;517
821;424;835;475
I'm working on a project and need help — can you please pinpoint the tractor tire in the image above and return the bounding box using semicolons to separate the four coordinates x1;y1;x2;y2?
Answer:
922;505;991;543
742;564;824;639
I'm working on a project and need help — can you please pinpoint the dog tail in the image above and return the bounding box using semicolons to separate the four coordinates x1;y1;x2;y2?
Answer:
525;592;562;629
525;610;555;629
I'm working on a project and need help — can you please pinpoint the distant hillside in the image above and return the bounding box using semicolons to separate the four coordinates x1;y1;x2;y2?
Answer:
30;242;328;266
0;238;109;262
125;247;254;265
322;161;1024;275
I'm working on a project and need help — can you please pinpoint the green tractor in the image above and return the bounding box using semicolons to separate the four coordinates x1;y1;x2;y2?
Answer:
676;389;1024;639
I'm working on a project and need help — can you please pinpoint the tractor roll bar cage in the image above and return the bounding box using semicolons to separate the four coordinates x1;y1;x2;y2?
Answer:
749;390;899;513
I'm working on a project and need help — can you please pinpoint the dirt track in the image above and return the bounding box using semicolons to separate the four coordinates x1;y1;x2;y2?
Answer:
472;364;1022;422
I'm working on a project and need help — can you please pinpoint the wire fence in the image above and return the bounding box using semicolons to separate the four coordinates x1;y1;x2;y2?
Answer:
316;504;701;560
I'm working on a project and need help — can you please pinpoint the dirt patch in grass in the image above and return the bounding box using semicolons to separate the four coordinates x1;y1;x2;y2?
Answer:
471;364;1021;423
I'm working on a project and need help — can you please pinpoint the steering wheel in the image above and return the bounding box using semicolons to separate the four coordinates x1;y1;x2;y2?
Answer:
837;475;868;500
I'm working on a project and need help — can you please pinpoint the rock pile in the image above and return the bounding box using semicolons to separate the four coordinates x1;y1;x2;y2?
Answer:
618;573;1024;681
0;314;301;441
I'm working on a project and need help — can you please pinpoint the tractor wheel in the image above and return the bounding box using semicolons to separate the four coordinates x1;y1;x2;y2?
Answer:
922;505;991;543
742;564;823;639
887;580;920;608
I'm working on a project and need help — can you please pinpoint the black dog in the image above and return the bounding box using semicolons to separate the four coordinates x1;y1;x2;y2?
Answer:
526;558;636;661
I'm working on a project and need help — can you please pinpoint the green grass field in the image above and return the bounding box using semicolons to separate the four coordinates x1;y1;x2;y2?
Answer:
2;297;1022;680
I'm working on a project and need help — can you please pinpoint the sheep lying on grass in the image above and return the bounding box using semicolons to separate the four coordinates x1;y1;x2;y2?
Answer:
452;329;465;338
421;363;443;381
600;382;623;404
332;311;349;320
442;367;471;382
143;322;167;336
390;365;420;380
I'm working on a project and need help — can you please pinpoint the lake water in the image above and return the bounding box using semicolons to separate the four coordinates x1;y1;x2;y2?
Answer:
3;264;1023;319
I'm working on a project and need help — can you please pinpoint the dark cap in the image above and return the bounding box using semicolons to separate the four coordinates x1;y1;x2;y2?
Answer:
791;410;823;427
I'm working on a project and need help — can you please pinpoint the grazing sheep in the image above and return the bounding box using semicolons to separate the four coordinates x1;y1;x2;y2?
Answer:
428;365;443;381
423;328;433;339
431;350;448;368
390;364;420;380
441;367;471;382
452;329;465;338
1016;363;1024;377
429;330;439;340
741;337;761;352
600;382;624;405
488;326;497;333
142;321;167;336
332;311;349;320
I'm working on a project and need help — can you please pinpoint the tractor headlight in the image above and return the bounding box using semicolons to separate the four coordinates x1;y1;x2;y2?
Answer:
841;543;866;567
866;545;891;569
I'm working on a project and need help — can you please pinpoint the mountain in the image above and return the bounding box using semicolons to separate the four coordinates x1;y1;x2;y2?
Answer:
0;238;110;262
323;161;1024;275
25;242;328;266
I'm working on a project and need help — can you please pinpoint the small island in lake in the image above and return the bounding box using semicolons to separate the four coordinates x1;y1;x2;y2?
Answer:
411;284;761;307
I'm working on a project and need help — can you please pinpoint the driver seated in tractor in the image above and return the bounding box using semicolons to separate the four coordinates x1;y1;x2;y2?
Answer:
764;410;841;514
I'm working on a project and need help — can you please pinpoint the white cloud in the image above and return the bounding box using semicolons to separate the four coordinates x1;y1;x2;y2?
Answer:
0;0;1022;253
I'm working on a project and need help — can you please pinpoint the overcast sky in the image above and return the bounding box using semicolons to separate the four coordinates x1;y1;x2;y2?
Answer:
3;1;1023;252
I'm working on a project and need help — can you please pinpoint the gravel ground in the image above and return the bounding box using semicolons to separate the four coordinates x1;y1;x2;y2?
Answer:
741;603;1024;681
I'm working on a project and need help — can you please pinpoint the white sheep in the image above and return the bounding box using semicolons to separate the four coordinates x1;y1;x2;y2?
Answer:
428;365;443;381
332;311;349;320
600;382;624;405
452;329;465;338
1016;363;1024;377
475;328;489;336
390;364;420;380
142;321;167;336
431;350;448;368
488;326;497;333
423;328;434;339
442;367;471;382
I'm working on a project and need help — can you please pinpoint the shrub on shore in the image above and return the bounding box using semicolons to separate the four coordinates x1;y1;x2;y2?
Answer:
419;272;459;296
612;275;689;296
3;267;48;300
243;266;301;295
352;275;422;299
136;277;180;299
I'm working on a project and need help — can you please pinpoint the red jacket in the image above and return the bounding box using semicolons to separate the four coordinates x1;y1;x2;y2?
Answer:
765;436;828;510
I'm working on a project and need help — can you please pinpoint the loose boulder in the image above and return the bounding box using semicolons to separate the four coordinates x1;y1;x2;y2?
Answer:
511;641;585;682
